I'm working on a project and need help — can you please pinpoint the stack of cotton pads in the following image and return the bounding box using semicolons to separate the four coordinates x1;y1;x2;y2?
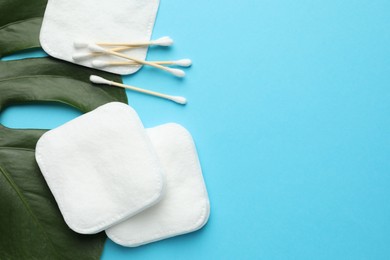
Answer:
35;102;210;247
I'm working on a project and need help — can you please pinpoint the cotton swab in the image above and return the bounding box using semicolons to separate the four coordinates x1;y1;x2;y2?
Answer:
74;36;173;49
72;46;132;61
90;75;187;105
98;36;173;47
92;59;192;68
88;44;185;77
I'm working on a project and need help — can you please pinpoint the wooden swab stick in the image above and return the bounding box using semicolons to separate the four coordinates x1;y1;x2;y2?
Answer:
72;46;132;61
74;36;173;48
90;75;187;105
98;36;173;47
92;59;192;68
88;44;185;77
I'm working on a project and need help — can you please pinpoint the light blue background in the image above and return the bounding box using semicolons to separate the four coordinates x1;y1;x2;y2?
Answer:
2;0;390;259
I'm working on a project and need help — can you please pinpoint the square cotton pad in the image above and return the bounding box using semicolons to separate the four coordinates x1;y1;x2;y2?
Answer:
35;102;165;234
39;0;160;75
106;123;210;247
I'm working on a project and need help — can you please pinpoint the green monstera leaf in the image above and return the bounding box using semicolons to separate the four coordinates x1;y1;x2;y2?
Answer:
0;0;48;57
0;57;128;259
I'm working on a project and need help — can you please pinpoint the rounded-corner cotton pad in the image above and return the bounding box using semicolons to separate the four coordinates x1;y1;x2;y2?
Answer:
35;102;165;234
106;123;210;247
39;0;160;75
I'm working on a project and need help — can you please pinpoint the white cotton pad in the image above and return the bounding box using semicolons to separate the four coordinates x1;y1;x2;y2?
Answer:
39;0;160;75
106;123;210;247
35;102;165;234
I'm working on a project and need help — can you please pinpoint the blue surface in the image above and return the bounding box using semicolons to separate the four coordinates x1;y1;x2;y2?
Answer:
1;0;390;259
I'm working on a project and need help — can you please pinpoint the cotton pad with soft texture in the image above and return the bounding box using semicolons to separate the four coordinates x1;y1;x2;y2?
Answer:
35;102;165;234
39;0;160;75
106;123;210;247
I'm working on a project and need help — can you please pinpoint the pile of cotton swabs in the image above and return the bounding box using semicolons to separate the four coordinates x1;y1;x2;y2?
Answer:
73;36;191;105
72;36;191;78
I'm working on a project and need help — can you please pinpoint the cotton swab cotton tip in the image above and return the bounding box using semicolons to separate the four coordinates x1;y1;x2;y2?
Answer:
153;36;174;46
175;59;192;67
73;41;89;48
170;96;187;105
92;60;110;68
88;44;106;53
169;68;186;78
90;75;112;85
72;52;93;61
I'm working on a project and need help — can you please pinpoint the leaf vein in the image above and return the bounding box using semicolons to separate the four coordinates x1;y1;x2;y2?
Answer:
0;165;62;258
0;17;42;31
0;147;35;152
